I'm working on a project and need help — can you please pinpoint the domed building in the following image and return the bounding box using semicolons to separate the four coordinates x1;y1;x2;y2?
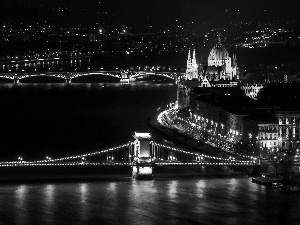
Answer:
185;35;238;82
178;35;239;109
207;36;238;80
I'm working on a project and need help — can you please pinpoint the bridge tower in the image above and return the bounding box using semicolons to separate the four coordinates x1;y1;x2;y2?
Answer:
132;132;153;179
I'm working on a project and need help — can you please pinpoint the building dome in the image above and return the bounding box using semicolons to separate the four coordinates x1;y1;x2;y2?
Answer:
208;45;229;61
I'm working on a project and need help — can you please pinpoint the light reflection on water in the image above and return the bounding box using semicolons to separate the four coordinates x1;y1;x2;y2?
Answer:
1;178;299;225
15;185;28;225
0;59;89;73
0;83;299;224
43;184;55;225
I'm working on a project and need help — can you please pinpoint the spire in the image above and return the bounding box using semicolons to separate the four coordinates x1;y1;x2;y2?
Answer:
192;49;197;68
193;49;196;61
216;33;222;47
186;49;192;67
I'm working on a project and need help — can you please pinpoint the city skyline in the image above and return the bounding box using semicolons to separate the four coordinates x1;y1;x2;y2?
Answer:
0;1;300;224
1;0;300;28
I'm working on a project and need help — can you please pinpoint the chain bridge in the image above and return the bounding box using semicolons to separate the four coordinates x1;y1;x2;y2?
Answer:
0;133;257;180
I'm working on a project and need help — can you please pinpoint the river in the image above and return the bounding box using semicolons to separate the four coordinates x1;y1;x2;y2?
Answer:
0;82;177;161
0;178;299;225
0;83;299;225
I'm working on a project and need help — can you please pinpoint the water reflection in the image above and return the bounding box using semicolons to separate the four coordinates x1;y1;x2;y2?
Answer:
43;184;55;225
107;182;117;193
45;184;55;205
168;180;178;199
195;179;206;198
0;59;91;73
14;185;28;225
79;183;89;223
0;178;298;225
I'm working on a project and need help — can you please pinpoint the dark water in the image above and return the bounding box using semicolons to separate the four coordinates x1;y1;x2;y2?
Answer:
0;83;177;161
0;178;300;225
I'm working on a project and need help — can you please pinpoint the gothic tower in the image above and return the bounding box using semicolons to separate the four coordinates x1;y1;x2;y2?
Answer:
185;49;198;80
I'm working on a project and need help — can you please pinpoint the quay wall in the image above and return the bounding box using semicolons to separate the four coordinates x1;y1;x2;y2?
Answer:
149;113;259;176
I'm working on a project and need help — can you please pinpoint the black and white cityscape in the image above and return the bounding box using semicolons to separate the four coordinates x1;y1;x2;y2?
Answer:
0;0;300;224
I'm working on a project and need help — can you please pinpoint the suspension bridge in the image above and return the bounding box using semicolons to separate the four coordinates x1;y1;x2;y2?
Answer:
0;132;257;180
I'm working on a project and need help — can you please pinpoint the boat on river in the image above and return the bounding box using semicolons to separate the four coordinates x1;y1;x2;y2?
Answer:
252;173;285;185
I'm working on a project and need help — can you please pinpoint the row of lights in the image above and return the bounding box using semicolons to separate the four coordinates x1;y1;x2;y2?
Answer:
153;140;253;163
0;162;134;167
157;162;254;166
0;142;135;166
159;109;256;163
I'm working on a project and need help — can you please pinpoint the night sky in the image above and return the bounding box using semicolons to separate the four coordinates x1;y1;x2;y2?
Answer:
1;0;300;27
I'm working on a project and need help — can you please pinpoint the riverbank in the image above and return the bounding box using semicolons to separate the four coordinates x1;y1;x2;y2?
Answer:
149;112;230;157
148;112;259;176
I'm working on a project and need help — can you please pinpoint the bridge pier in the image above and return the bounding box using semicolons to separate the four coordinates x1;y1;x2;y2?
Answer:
65;73;71;84
132;132;153;180
65;78;71;84
14;76;19;84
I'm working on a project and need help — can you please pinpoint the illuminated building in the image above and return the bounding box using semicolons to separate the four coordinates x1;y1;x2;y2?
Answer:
185;49;198;80
241;84;264;100
205;35;238;81
277;111;300;149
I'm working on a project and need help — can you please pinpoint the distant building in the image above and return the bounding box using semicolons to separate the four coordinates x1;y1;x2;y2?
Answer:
177;44;300;153
284;73;300;83
189;84;300;152
243;109;278;150
185;35;238;82
277;110;300;149
241;83;264;99
177;35;239;109
205;35;238;81
185;49;198;80
191;87;249;144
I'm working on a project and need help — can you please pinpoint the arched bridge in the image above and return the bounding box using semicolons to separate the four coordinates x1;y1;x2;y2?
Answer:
0;71;182;83
0;133;257;179
0;71;121;83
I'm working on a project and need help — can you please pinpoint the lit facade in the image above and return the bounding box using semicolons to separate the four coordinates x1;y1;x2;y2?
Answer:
185;49;198;80
277;111;300;149
241;84;264;99
207;36;238;81
258;123;279;149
